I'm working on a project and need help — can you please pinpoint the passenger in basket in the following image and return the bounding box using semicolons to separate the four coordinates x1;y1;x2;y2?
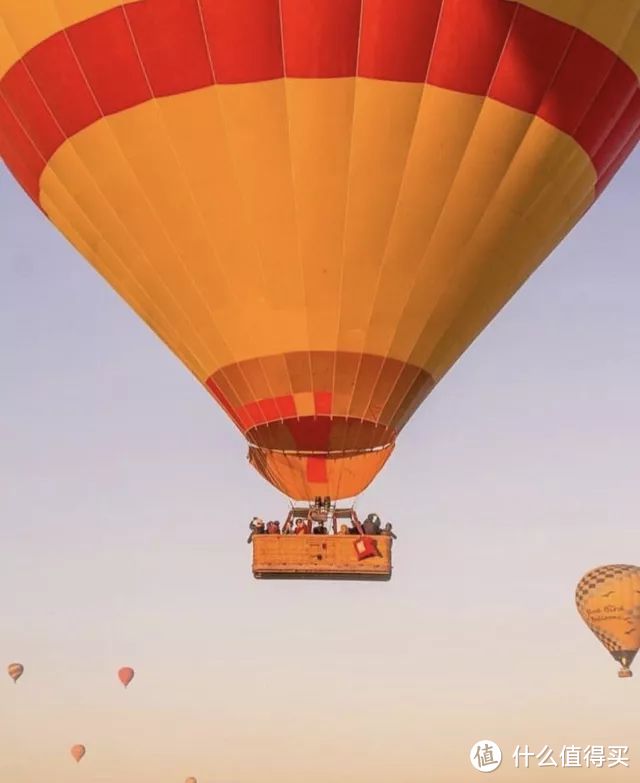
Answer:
313;520;328;535
282;515;294;535
266;520;280;534
362;514;381;535
338;524;350;535
294;519;309;535
382;522;397;540
247;518;265;543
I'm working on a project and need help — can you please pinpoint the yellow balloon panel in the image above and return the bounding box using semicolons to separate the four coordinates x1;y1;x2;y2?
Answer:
40;83;597;380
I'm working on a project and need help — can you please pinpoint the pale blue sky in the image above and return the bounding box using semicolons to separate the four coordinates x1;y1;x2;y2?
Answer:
1;150;639;782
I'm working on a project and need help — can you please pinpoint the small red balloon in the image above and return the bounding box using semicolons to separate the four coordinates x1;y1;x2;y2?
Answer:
118;667;135;688
70;745;86;763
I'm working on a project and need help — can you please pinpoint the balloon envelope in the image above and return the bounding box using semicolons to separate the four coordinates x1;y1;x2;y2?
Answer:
7;663;23;683
118;666;135;688
576;564;640;677
1;1;639;500
70;745;86;763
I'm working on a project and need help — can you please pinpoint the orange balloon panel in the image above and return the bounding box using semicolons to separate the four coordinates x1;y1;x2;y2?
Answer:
576;565;640;677
1;1;639;500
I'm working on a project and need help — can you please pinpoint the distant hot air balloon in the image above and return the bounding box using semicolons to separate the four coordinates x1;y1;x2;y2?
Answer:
118;667;135;688
7;663;23;683
185;778;197;783
1;1;639;502
70;745;86;763
576;565;640;678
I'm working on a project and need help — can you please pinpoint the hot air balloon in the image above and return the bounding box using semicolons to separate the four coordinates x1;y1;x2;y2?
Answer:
1;2;639;508
576;565;640;678
70;745;86;763
7;663;23;683
118;666;135;688
185;778;197;783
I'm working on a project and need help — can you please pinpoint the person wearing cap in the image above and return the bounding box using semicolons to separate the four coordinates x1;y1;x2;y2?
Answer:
313;520;328;535
362;514;381;535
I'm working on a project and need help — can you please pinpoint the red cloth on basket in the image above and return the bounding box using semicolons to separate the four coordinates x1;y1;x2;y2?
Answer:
354;536;379;561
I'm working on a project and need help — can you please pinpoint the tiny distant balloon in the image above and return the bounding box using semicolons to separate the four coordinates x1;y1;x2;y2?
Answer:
70;745;86;763
118;667;135;688
7;663;23;683
185;777;197;783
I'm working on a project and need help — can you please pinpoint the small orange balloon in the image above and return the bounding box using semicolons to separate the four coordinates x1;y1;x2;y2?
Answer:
118;667;135;688
70;745;86;763
7;663;23;683
185;778;197;783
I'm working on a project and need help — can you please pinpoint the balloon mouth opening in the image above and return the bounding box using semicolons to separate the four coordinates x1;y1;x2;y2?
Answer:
244;413;398;459
244;415;396;454
246;442;394;457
